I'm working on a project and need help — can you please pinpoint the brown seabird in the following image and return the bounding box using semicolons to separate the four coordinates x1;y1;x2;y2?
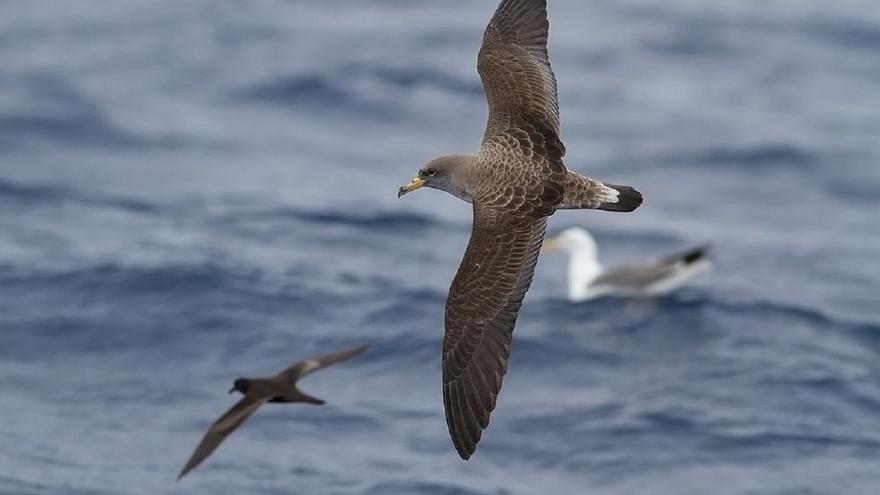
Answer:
543;227;711;301
177;344;368;480
397;0;643;459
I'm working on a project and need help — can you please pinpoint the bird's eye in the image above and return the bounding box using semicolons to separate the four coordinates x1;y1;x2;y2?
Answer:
426;169;436;177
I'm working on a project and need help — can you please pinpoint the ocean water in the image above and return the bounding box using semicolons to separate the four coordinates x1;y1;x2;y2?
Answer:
1;0;879;494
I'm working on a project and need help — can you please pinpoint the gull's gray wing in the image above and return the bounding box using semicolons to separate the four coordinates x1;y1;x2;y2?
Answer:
177;397;265;480
593;245;712;290
591;264;677;290
442;206;547;459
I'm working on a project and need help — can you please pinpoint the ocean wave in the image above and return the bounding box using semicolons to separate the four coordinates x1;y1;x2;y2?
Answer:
0;112;143;150
527;290;879;340
702;429;880;453
231;62;481;120
666;292;880;334
641;29;742;58
618;143;820;175
0;178;159;214
341;63;483;96
0;261;339;357
806;17;880;51
231;73;399;120
0;476;114;495
0;74;189;151
688;143;819;169
212;205;448;233
362;480;489;495
0;261;331;304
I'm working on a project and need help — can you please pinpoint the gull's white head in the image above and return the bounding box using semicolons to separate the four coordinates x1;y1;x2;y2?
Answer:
544;227;603;302
545;227;598;259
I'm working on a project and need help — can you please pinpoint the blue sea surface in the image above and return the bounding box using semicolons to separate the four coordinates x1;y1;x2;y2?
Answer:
1;1;879;494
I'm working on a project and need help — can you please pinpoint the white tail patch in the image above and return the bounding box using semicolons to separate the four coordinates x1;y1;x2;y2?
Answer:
602;185;620;203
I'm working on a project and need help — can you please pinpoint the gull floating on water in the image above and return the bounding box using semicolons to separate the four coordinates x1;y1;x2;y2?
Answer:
397;0;642;459
177;345;368;480
543;227;711;302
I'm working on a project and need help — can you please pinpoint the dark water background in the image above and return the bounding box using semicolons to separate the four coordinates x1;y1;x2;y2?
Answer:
1;1;879;494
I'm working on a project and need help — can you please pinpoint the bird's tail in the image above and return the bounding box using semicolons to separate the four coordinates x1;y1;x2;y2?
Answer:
299;393;326;405
557;171;643;212
294;389;326;405
597;183;643;212
269;389;326;405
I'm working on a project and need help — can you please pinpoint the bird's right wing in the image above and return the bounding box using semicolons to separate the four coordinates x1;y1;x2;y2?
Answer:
178;397;265;480
442;205;547;459
275;344;369;385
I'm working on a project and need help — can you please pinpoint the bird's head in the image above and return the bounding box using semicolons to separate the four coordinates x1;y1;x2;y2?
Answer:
398;154;472;200
229;378;250;395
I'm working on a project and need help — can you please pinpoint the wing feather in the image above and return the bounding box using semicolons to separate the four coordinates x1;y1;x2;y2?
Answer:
479;0;560;143
178;397;265;480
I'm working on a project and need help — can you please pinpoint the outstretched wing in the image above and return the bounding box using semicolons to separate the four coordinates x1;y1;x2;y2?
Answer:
442;206;547;459
275;344;369;385
178;397;265;480
479;0;560;144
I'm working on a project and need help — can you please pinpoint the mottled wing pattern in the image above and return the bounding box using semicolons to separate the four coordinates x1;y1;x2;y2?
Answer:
557;171;643;212
479;0;561;144
178;397;265;480
558;171;616;209
442;206;548;459
275;345;369;385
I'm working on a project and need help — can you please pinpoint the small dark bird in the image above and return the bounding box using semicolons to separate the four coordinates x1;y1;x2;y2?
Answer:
177;344;368;480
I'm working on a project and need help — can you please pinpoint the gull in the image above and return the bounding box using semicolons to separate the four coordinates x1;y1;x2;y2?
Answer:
544;227;711;301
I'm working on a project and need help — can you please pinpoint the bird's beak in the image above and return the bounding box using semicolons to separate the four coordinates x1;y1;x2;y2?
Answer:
542;239;560;253
398;177;426;198
228;387;235;394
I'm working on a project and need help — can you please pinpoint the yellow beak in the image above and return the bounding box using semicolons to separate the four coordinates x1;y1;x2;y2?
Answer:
398;177;426;198
542;238;560;253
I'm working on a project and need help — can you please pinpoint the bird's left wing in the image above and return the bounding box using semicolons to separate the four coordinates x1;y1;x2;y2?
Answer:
178;396;265;480
442;205;547;459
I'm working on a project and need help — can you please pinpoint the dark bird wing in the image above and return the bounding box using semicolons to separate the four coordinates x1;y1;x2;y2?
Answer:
274;344;369;385
177;397;265;480
478;0;560;143
442;206;547;459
